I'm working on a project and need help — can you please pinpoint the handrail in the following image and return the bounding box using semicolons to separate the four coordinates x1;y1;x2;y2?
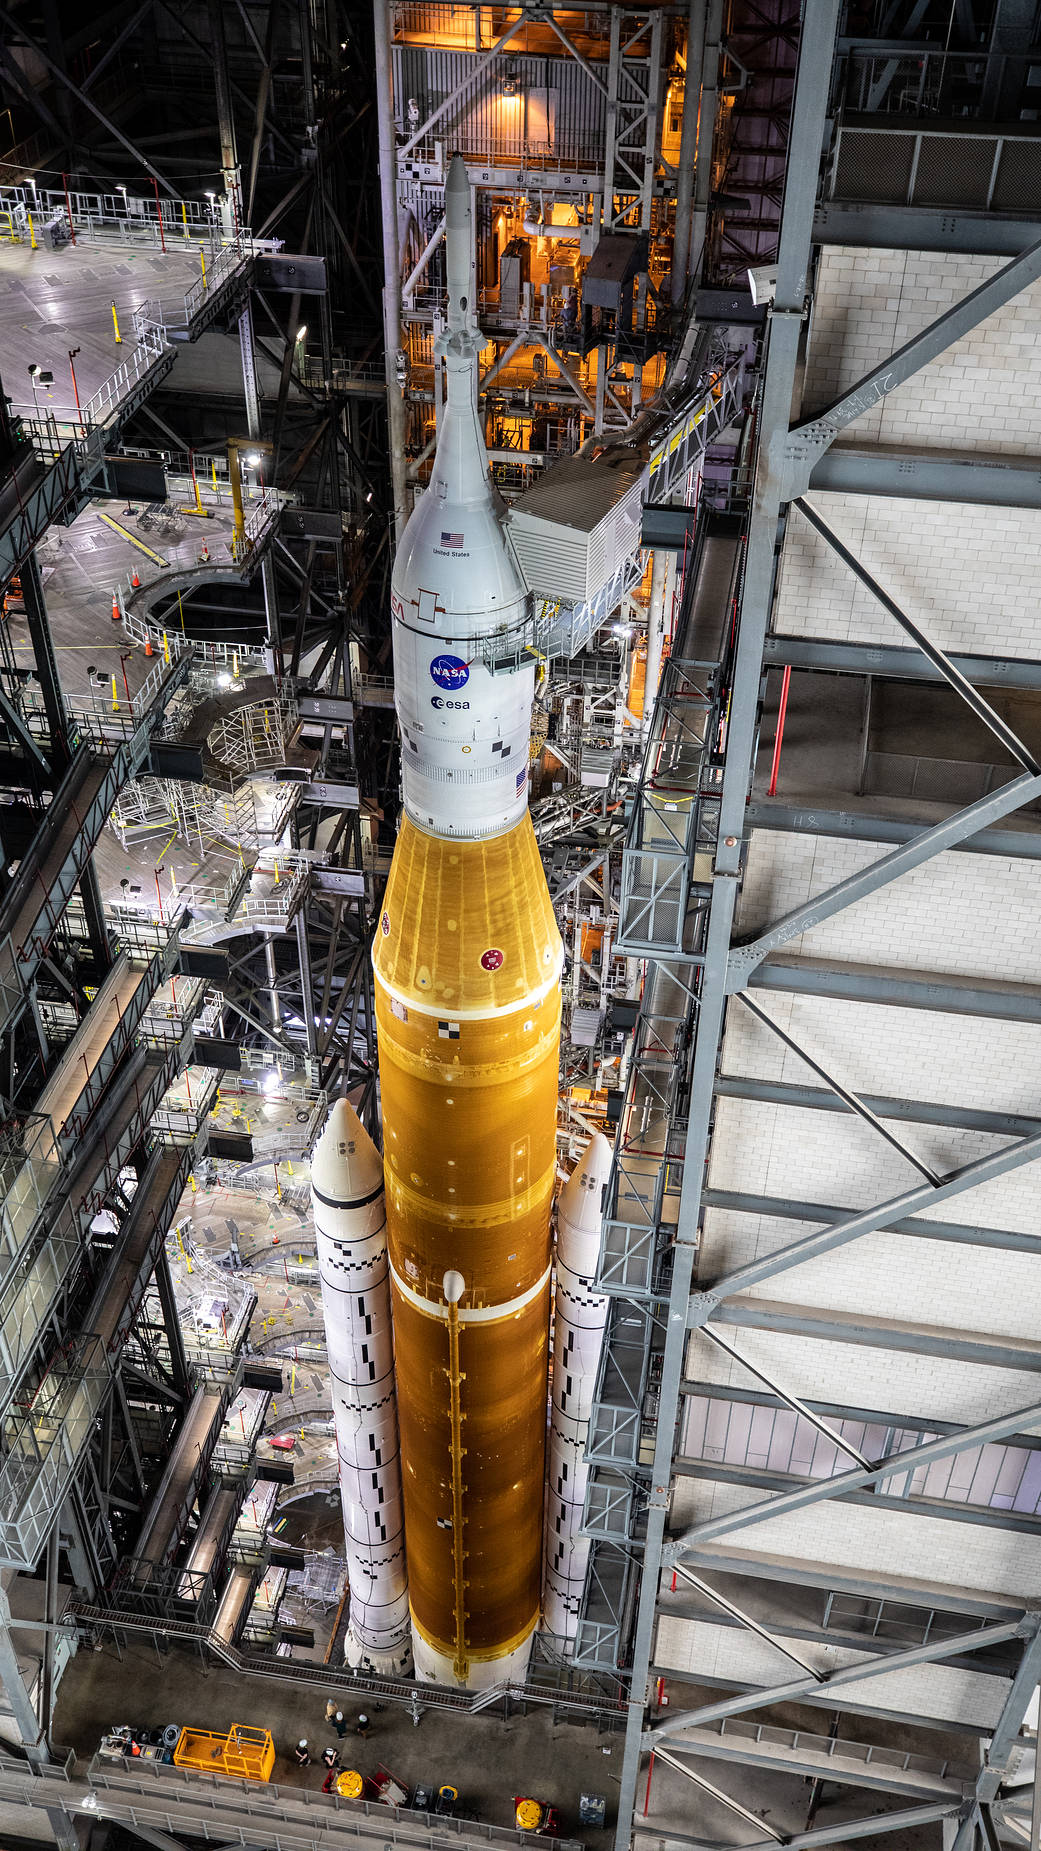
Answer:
67;1601;626;1718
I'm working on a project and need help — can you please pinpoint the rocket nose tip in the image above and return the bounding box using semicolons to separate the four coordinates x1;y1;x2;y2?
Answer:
586;1132;615;1174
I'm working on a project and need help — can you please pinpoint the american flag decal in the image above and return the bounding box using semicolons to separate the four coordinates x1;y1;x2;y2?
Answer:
516;767;527;789
440;531;464;548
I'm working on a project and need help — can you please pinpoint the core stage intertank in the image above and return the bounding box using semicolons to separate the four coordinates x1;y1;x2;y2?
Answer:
372;812;562;1686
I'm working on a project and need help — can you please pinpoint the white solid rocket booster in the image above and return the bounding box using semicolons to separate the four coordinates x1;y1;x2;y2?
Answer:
310;1097;412;1675
543;1133;613;1641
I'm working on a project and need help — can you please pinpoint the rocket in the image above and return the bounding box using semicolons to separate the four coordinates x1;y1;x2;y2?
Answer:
543;1133;613;1642
310;1097;412;1676
372;152;564;1688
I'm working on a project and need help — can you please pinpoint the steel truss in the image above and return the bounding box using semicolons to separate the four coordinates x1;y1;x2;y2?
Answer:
604;1;1041;1846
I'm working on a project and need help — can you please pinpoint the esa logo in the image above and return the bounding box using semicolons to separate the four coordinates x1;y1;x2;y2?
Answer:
430;653;469;691
431;696;470;709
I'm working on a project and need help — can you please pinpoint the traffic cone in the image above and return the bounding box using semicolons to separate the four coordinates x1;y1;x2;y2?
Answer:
145;636;154;657
131;570;141;589
111;596;121;623
199;543;210;564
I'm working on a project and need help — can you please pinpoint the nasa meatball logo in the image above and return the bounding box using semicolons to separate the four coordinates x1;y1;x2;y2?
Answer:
380;911;391;937
430;653;469;692
480;947;504;972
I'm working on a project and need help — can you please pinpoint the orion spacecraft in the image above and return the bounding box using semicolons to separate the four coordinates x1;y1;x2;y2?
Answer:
310;154;612;1688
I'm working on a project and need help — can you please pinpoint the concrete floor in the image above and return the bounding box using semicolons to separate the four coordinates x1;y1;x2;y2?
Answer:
51;1638;622;1846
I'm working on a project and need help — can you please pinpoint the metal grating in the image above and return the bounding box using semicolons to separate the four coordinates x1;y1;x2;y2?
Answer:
913;136;992;209
833;129;914;204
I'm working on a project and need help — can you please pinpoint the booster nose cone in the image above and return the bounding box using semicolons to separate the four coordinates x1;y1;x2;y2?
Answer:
310;1097;383;1205
556;1132;613;1272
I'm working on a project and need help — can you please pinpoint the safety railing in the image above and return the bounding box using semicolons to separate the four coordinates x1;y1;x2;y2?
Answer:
208;689;299;777
713;1715;963;1786
230;485;289;562
122;606;269;673
0;183;251;247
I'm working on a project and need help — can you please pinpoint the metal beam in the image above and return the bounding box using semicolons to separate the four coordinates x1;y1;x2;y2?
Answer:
712;1297;1041;1373
666;1405;1041;1556
987;1620;1041;1766
681;1376;1041;1450
746;799;1041;861
0;4;177;194
694;1129;1041;1305
763;635;1041;690
736;991;938;1180
636;1802;958;1851
705;1183;1041;1257
612;6;842;1844
648;1746;785;1842
728;773;1041;992
649;1620;1025;1738
792;498;1041;775
806;444;1041;509
714;1074;1041;1142
785;233;1041;493
673;1459;1041;1534
701;1325;873;1469
670;1562;822;1676
813;203;1041;257
397;12;527;159
751;956;1041;1021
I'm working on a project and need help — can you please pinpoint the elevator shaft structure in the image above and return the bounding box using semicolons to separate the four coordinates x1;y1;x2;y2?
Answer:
310;1098;411;1674
372;153;563;1689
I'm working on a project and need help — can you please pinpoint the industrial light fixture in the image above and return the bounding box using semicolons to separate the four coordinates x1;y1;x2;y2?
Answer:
501;62;520;96
295;324;307;341
245;451;261;467
262;1070;280;1093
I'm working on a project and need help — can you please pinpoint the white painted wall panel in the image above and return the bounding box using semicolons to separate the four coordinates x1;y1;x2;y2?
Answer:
773;493;1041;660
736;831;1041;987
803;248;1041;455
683;1320;1039;1429
669;1481;1041;1601
653;1616;1008;1727
722;991;1041;1122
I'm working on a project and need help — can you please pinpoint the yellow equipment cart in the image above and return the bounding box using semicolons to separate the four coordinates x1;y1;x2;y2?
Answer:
173;1724;275;1782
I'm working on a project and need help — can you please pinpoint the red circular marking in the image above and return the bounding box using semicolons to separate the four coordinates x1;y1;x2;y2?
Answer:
380;911;391;936
480;947;504;972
